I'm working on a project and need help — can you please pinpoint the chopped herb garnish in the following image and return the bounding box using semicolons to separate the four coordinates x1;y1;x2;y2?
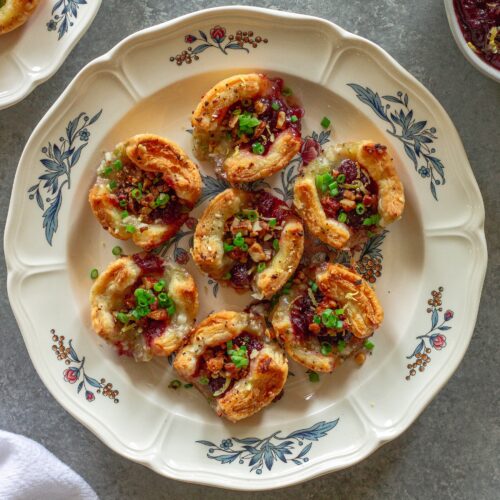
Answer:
268;218;277;228
153;279;165;292
168;380;181;389
282;86;293;96
252;142;265;155
116;312;129;324
273;239;280;251
90;268;98;280
112;246;122;256
241;242;249;251
156;193;170;207
233;232;245;248
199;376;209;385
313;314;321;324
338;212;347;223
356;203;366;215
321;342;333;355
238;111;260;136
321;116;331;129
184;383;193;389
308;371;320;382
336;173;346;184
362;214;381;226
131;188;142;200
309;280;318;293
119;199;128;208
103;166;113;177
223;272;232;280
223;242;235;252
242;209;258;222
227;341;249;368
364;340;375;350
113;159;123;171
120;210;129;219
257;262;266;273
125;225;136;233
316;172;334;193
337;340;346;352
290;115;298;123
271;101;280;111
108;180;117;191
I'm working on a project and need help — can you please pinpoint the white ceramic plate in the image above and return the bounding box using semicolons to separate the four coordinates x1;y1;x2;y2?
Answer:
443;0;500;83
4;6;487;490
0;0;102;110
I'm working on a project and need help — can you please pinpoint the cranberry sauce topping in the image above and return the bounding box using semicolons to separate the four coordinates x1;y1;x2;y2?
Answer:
99;153;191;228
290;294;316;338
221;77;303;155
197;333;262;397
132;253;165;274
224;191;293;290
454;0;500;70
318;159;380;229
142;319;167;346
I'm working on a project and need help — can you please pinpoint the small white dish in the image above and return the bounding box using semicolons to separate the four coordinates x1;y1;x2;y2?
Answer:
444;0;500;83
0;0;102;110
4;6;487;491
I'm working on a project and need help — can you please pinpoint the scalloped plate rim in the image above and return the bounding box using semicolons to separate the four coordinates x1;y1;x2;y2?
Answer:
4;6;487;491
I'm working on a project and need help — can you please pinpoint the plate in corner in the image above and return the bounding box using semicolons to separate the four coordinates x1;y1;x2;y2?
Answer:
4;6;487;490
0;0;102;110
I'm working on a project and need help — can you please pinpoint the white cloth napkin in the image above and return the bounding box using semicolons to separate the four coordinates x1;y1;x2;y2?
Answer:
0;431;97;500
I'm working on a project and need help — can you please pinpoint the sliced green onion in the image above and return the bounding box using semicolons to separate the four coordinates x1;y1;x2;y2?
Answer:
241;243;249;251
233;232;245;247
156;193;170;206
168;380;182;389
272;239;280;251
335;308;344;315
103;166;113;177
290;115;298;123
108;180;117;191
321;116;331;129
167;302;176;316
131;188;142;200
232;108;241;115
356;203;366;215
113;159;123;171
268;218;277;228
153;280;165;292
364;340;375;350
321;342;333;355
309;280;318;293
243;209;258;222
213;377;232;396
330;187;339;197
308;371;320;382
313;314;321;324
282;87;293;96
199;376;209;385
223;272;232;280
362;214;381;226
119;199;128;208
120;210;129;219
125;225;136;233
316;172;334;193
338;212;347;223
337;340;346;352
252;142;265;155
157;292;168;302
116;312;129;324
337;174;346;184
223;242;235;252
257;262;266;273
112;246;122;256
90;268;98;280
271;101;280;111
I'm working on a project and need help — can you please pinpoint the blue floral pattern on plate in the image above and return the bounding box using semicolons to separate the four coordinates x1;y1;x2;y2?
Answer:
197;419;338;474
348;84;445;200
47;0;89;40
28;110;102;245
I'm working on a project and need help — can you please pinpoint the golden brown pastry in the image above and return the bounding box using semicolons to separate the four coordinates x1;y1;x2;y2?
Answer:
270;263;383;373
89;134;201;251
294;141;405;249
0;0;41;35
174;311;288;422
90;253;198;362
192;188;304;299
191;73;302;183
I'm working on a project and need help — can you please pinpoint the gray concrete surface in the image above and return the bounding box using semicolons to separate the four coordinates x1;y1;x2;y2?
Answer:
1;1;498;498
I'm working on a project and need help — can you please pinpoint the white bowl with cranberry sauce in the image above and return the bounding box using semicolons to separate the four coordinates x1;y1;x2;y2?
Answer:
444;0;500;83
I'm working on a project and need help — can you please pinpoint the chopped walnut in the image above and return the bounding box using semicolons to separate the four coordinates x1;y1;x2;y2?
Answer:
147;309;168;321
276;111;286;129
228;113;239;129
308;323;321;334
254;100;268;115
248;242;268;263
340;199;356;211
230;218;253;235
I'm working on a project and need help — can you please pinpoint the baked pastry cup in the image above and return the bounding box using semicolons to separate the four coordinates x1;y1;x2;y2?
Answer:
192;188;304;299
191;73;302;183
174;310;288;422
90;253;198;362
89;134;202;251
270;263;383;373
0;0;41;35
294;141;405;249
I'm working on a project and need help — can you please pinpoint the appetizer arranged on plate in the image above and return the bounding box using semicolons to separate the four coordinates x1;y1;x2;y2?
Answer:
90;253;198;362
191;73;303;183
0;0;41;35
174;311;288;422
192;188;304;299
271;263;383;373
89;134;202;250
294;141;405;249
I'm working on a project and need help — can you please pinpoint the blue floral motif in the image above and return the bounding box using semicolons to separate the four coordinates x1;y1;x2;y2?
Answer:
348;84;445;200
197;419;338;473
405;287;454;380
47;0;88;40
28;110;102;245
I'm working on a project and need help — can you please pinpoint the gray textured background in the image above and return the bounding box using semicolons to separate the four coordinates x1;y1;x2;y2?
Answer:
1;1;498;498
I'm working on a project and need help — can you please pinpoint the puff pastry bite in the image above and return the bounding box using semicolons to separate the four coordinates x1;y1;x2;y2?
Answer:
0;0;41;35
174;311;288;422
191;73;303;183
270;263;383;373
90;253;198;362
89;134;202;251
192;188;304;299
294;141;405;249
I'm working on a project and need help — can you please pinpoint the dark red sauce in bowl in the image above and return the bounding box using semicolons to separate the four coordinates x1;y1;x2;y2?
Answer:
453;0;500;70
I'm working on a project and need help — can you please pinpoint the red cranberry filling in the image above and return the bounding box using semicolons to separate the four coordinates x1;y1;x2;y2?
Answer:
132;253;165;274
